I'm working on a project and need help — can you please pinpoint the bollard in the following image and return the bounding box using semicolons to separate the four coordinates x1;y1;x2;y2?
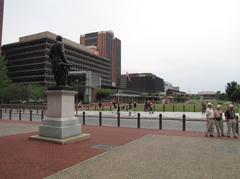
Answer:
137;113;140;128
183;105;185;112
9;109;12;120
236;116;239;134
173;104;175;112
117;112;120;127
0;108;2;120
163;105;165;112
41;110;44;120
182;114;186;131
30;110;32;121
99;112;102;126
159;113;162;130
19;110;22;121
193;104;196;112
82;111;85;125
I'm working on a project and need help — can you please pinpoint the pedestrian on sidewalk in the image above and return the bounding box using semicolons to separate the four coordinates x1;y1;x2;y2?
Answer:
225;104;238;138
133;101;137;112
128;101;132;116
205;102;214;137
214;104;224;137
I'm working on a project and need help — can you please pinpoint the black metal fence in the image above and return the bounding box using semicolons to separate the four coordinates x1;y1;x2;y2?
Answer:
0;107;239;134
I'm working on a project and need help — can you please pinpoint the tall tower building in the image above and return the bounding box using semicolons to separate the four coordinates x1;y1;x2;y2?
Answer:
0;0;4;46
80;31;121;87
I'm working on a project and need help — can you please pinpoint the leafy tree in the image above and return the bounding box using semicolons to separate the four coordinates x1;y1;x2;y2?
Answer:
96;88;113;100
0;56;11;102
27;84;46;100
225;81;240;103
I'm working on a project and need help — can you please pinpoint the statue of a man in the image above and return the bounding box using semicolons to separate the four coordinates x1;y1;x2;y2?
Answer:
49;35;70;86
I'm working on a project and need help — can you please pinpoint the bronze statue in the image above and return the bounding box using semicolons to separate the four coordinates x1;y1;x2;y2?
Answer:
49;35;70;86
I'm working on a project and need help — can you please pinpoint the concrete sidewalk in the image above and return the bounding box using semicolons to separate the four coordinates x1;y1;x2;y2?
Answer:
46;135;240;179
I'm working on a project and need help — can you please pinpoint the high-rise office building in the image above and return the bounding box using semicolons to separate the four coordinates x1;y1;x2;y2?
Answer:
0;0;4;46
80;31;121;87
2;31;112;87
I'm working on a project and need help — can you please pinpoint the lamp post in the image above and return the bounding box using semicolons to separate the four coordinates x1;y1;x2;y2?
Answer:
76;79;79;115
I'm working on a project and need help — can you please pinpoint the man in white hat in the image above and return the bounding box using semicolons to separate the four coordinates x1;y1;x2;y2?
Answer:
214;104;224;137
205;102;214;137
225;104;238;138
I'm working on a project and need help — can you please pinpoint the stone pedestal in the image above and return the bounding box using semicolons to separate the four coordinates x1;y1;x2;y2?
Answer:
30;90;90;144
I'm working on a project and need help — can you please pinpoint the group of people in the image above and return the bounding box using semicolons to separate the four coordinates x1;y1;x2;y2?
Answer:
144;100;155;114
205;102;238;138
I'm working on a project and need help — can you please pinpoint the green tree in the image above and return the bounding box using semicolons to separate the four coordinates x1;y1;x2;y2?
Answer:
96;88;113;100
27;84;46;100
0;56;11;102
225;81;240;103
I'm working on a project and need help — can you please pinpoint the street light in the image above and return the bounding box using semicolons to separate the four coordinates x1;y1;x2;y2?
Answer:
75;79;79;115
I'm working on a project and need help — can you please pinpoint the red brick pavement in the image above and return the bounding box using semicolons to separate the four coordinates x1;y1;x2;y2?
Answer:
0;121;238;179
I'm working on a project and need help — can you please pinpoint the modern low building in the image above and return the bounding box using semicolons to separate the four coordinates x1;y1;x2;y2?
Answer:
121;73;164;93
80;31;121;87
1;31;112;87
164;81;180;92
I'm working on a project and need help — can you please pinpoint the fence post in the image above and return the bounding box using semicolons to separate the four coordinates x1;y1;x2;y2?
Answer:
183;105;185;112
99;112;102;126
82;111;85;125
137;113;140;128
236;116;239;134
193;104;196;112
159;113;162;130
19;110;22;121
182;114;186;131
9;109;12;120
30;110;32;121
117;112;120;127
41;110;44;120
0;108;2;120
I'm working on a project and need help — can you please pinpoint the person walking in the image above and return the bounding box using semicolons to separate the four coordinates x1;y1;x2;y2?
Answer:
133;101;137;112
128;101;132;116
214;105;224;137
225;104;238;138
205;102;214;137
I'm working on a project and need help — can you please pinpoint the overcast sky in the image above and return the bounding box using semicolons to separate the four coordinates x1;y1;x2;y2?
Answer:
2;0;240;93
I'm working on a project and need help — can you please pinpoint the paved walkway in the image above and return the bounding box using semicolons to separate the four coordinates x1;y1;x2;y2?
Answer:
0;120;239;179
46;135;240;179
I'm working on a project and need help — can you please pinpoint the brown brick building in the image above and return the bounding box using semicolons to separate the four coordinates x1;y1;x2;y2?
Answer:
80;31;121;87
0;0;4;46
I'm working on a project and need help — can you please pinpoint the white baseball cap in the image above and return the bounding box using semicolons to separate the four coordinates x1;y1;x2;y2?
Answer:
229;104;234;108
217;104;221;108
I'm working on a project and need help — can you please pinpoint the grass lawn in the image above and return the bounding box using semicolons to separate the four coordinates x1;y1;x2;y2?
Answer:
134;100;239;112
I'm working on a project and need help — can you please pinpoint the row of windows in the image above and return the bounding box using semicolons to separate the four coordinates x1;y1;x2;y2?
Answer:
7;57;46;66
5;50;47;60
3;43;46;55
